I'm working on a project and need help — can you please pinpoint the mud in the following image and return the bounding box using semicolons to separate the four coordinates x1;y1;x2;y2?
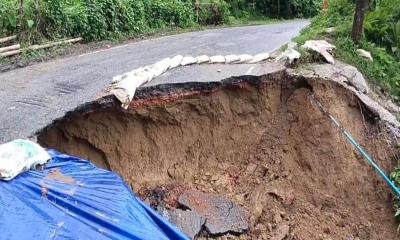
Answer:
38;70;400;239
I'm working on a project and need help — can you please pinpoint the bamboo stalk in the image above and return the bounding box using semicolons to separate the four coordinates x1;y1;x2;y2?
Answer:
0;44;21;53
0;37;82;58
0;35;17;44
27;37;82;51
0;49;21;57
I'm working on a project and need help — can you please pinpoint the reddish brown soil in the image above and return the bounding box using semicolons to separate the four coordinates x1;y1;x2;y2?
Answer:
38;74;400;239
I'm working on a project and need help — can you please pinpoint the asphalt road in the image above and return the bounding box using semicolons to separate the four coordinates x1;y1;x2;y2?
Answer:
0;20;309;143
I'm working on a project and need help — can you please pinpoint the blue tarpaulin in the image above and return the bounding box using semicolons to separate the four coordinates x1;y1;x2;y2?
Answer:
0;150;188;240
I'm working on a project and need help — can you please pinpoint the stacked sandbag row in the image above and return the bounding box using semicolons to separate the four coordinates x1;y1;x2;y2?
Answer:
110;53;270;108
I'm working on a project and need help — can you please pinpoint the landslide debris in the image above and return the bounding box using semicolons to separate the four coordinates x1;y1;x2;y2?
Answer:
38;67;400;239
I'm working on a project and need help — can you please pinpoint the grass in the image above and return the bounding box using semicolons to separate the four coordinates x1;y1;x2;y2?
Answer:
294;13;400;101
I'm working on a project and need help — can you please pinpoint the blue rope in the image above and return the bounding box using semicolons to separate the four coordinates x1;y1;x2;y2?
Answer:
309;94;400;197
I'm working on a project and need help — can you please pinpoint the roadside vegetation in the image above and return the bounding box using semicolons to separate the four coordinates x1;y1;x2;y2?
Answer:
295;0;400;221
0;0;321;42
295;0;400;100
0;0;321;68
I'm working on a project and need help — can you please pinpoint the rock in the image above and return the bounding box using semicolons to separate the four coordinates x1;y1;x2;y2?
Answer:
275;48;301;66
356;49;373;61
385;99;400;113
273;212;282;224
245;163;258;175
178;189;249;235
341;65;370;94
167;209;205;239
249;185;266;226
157;205;171;220
271;223;290;240
309;63;370;94
267;188;295;206
287;41;298;49
325;27;335;33
301;40;336;64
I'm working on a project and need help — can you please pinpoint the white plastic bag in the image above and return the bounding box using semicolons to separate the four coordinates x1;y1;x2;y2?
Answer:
0;139;51;181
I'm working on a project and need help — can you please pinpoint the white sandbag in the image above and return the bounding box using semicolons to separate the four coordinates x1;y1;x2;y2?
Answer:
236;54;253;63
152;58;171;77
181;56;197;66
169;55;184;69
224;55;240;63
210;55;226;63
111;66;146;85
196;55;210;64
110;51;277;108
111;67;154;108
0;139;51;181
249;52;270;63
136;66;156;82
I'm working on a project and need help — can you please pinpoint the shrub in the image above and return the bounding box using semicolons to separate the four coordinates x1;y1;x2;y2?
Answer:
253;0;322;19
365;0;400;57
0;0;18;35
144;0;194;29
290;0;321;18
197;0;231;25
295;0;400;100
0;0;323;41
42;0;87;38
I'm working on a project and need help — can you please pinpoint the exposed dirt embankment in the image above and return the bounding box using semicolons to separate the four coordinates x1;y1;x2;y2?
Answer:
38;71;399;239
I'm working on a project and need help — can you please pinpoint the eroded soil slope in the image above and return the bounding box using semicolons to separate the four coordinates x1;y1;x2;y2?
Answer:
38;72;399;239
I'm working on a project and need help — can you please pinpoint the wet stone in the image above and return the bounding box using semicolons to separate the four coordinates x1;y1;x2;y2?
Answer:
167;209;205;239
178;189;249;235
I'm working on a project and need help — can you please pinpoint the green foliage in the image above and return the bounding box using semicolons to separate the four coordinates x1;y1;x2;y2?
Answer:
390;168;400;219
295;0;400;100
252;0;322;19
295;0;354;44
0;0;322;42
336;37;400;99
364;0;400;56
0;0;39;36
197;0;231;25
289;0;322;18
144;0;194;28
0;0;17;34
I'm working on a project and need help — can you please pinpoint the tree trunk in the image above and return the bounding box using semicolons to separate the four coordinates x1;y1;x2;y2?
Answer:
283;0;291;18
18;0;24;28
277;0;280;17
351;0;368;43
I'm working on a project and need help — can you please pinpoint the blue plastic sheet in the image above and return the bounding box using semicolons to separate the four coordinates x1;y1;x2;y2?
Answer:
0;150;188;240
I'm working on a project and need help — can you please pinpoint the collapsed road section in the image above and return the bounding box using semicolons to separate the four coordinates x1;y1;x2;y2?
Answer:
37;62;400;239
